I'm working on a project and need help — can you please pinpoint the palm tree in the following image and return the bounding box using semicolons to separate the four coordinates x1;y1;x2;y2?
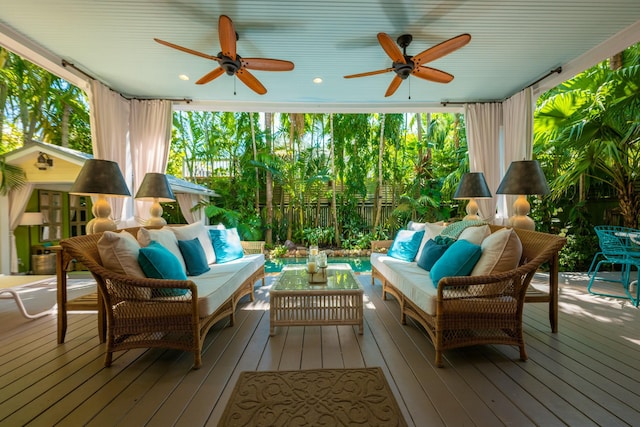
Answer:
0;158;25;195
264;112;274;245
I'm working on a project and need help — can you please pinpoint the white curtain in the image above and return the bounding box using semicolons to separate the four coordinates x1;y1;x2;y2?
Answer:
9;183;34;273
501;87;534;220
464;103;503;222
176;193;206;224
130;99;173;223
88;80;132;225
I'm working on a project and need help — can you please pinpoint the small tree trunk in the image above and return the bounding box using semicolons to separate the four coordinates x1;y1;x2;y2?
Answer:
265;112;274;245
619;181;640;228
610;52;623;70
330;114;341;247
61;103;70;147
374;113;385;231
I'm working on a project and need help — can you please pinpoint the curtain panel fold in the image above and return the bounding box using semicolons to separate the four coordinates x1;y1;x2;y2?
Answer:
130;99;172;223
501;87;534;220
9;183;35;273
464;103;503;222
88;80;132;225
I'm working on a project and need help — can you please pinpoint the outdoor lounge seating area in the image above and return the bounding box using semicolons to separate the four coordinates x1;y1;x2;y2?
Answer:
2;2;640;425
0;270;638;425
58;222;265;369
371;223;567;367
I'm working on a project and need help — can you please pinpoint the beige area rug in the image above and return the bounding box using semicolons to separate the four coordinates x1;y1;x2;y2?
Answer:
219;367;407;427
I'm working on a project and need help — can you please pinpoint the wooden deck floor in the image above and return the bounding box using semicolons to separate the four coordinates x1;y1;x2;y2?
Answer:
0;272;639;426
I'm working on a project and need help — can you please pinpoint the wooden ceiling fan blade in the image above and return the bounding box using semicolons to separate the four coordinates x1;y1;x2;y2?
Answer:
377;33;406;64
242;58;295;71
219;15;237;60
236;68;267;95
344;68;393;79
413;33;471;65
385;75;403;97
154;38;220;62
413;66;454;83
196;67;225;85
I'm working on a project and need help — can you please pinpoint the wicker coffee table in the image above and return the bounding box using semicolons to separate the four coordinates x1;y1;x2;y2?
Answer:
269;263;364;336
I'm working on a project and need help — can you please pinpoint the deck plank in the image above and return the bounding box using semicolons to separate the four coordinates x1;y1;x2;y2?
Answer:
1;273;639;426
300;325;322;369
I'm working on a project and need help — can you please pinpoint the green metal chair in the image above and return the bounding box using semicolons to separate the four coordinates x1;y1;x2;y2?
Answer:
587;225;640;306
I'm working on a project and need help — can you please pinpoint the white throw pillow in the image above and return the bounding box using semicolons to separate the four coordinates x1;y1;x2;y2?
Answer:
407;221;426;231
137;227;187;274
97;230;151;300
458;224;491;245
171;222;216;264
471;228;523;276
97;230;146;277
415;222;446;261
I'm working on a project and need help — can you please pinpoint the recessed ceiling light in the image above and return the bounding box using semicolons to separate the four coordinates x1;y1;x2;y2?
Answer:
179;74;190;81
313;77;323;84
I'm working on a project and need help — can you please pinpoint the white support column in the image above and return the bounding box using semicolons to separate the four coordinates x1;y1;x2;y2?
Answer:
0;194;11;275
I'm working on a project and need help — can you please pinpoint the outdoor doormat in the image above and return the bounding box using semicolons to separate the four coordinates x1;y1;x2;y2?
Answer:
218;367;407;426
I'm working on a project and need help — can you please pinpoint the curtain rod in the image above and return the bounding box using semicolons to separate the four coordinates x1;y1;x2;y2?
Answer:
61;59;192;103
523;66;562;90
61;59;95;81
441;67;563;107
440;100;501;106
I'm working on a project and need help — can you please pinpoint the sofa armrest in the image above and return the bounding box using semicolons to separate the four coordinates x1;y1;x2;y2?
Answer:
99;271;198;301
371;240;394;252
437;268;524;299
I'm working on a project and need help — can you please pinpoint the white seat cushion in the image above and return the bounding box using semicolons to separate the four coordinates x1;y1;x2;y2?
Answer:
190;254;264;318
372;253;439;316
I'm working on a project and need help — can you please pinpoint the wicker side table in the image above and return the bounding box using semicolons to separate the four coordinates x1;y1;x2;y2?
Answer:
269;264;364;336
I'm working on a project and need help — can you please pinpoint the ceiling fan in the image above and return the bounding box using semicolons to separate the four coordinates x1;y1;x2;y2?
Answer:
344;32;471;97
154;15;294;95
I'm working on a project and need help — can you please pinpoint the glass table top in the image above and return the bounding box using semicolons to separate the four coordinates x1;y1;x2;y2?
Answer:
272;263;362;292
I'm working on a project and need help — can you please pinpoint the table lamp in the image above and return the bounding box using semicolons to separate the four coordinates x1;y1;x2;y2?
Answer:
134;172;176;226
20;212;44;247
453;172;492;220
496;160;549;230
69;159;131;233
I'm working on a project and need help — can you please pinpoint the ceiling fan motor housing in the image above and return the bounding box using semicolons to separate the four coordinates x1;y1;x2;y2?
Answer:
219;53;241;75
393;57;414;79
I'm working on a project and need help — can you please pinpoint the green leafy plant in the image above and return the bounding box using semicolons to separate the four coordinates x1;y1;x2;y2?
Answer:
0;158;26;196
270;245;289;258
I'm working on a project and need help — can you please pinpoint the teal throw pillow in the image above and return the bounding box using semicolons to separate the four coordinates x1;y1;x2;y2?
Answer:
430;239;482;287
387;230;425;262
417;238;453;271
138;240;188;296
209;227;245;264
178;238;211;276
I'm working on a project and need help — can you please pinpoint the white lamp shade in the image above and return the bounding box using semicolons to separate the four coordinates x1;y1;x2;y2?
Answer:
20;212;44;226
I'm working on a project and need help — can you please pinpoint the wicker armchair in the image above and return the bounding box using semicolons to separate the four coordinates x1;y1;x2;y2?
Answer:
59;227;262;369
241;240;265;255
372;225;566;367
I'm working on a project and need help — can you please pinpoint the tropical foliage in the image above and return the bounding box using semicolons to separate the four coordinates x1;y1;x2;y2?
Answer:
0;48;91;152
3;41;640;272
534;43;640;268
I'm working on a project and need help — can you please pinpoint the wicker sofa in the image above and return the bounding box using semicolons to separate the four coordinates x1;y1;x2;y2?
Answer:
371;224;566;367
59;225;265;369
